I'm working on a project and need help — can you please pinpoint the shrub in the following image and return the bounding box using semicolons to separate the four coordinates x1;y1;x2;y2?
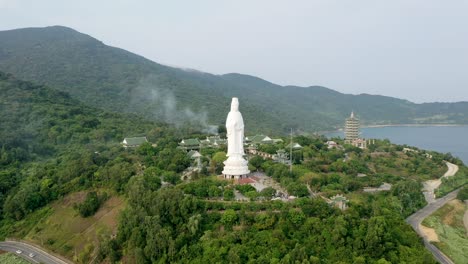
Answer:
75;191;108;217
457;186;468;201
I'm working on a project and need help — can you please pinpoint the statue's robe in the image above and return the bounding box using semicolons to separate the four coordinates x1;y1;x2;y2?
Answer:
226;110;244;157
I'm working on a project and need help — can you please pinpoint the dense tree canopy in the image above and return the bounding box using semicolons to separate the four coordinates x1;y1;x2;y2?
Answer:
0;71;463;263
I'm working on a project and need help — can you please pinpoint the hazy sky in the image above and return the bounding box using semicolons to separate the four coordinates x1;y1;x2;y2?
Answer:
1;0;467;103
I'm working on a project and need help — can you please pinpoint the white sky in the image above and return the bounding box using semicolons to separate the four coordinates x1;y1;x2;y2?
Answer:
1;0;467;103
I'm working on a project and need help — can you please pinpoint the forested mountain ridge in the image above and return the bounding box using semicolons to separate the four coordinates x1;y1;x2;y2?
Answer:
1;25;468;134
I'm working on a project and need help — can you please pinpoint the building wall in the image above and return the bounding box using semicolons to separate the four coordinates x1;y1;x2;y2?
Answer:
345;117;359;140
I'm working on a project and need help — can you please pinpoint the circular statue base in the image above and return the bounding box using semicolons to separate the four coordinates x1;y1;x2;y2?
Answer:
222;155;250;179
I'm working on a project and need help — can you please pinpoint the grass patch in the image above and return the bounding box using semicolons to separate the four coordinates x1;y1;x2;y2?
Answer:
436;167;468;198
4;190;125;263
0;252;30;264
423;200;468;264
0;206;53;240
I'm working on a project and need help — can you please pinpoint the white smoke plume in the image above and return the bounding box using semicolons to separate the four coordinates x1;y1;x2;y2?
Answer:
130;76;218;134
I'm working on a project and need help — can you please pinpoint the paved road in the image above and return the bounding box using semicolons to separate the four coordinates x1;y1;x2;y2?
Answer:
0;240;72;264
444;162;459;178
406;188;460;264
234;190;248;201
423;162;459;203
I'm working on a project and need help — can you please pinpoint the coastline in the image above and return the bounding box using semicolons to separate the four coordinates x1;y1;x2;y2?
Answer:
362;124;467;128
320;124;468;164
320;124;468;134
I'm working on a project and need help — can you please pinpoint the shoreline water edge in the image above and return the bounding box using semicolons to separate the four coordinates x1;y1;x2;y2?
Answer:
320;123;468;134
321;125;468;164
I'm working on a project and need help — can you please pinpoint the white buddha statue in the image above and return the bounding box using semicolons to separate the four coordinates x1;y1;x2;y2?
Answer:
226;98;245;156
223;97;250;179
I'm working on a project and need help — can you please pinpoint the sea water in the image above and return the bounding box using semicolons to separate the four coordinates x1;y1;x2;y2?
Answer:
325;126;468;165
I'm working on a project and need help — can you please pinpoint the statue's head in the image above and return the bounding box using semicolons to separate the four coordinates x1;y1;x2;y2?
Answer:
231;97;239;112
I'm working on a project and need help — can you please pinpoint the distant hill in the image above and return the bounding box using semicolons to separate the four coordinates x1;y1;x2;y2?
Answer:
1;26;468;134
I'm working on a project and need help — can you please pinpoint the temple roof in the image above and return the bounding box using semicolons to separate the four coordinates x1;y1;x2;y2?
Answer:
248;134;273;144
286;142;303;149
122;137;148;146
187;150;202;159
180;138;200;146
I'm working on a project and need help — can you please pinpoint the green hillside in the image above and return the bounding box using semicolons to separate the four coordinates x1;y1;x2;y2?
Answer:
0;71;161;160
2;72;464;263
0;70;168;224
1;26;468;134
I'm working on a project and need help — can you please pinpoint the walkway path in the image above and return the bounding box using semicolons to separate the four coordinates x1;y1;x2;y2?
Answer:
363;182;392;192
250;172;288;195
423;162;459;203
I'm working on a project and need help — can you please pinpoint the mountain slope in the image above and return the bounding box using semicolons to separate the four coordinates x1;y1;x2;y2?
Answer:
0;71;451;263
0;70;171;225
0;70;158;160
1;26;468;133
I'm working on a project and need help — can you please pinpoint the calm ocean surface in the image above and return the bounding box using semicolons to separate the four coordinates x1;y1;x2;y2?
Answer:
325;126;468;165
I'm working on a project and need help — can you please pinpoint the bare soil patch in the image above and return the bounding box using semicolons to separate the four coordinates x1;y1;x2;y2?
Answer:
442;200;464;226
59;191;87;207
88;196;124;233
420;224;440;242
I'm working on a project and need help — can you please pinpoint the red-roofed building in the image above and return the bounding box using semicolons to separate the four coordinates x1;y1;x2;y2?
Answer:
237;178;255;185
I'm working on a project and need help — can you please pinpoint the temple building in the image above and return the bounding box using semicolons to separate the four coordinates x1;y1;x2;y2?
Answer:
326;140;339;149
246;134;273;144
286;142;303;150
187;150;202;170
179;138;201;151
344;112;367;149
245;134;283;145
201;135;226;148
329;194;349;210
273;149;290;165
122;137;148;148
345;112;359;142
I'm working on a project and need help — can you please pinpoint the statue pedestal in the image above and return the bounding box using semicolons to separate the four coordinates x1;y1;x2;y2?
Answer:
222;155;250;179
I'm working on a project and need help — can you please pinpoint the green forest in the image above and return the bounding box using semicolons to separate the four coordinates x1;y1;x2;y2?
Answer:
1;70;467;263
0;71;169;226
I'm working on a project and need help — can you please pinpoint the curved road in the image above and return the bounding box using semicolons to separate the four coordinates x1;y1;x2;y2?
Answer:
0;240;72;264
407;162;460;264
444;162;459;178
406;188;460;264
423;162;459;204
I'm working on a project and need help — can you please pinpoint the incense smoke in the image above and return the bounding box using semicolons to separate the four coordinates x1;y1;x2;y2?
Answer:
130;76;218;134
